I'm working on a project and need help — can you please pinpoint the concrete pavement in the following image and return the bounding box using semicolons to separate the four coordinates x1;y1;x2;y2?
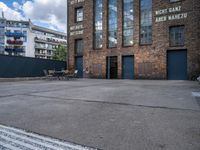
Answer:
0;79;200;150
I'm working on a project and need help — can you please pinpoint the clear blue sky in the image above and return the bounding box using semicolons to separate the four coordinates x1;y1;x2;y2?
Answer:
1;0;16;7
1;0;26;9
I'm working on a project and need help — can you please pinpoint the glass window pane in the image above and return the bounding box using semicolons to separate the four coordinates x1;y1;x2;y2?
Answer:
108;0;118;48
94;0;103;49
75;39;83;55
140;0;152;45
123;0;134;46
169;26;184;46
76;7;83;22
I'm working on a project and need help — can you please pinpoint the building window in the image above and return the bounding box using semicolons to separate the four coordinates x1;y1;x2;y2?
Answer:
140;0;152;45
169;26;184;47
75;7;83;22
94;0;103;49
123;0;134;46
75;39;83;55
23;31;27;42
108;0;118;48
14;30;21;33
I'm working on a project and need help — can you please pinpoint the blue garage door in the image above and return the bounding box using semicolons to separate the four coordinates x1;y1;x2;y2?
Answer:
75;56;83;78
122;56;134;79
167;50;187;80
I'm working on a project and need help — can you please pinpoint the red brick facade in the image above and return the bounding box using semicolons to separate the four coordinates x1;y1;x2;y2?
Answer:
67;0;200;79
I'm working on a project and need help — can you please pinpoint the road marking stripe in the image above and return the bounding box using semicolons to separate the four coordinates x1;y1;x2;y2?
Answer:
0;145;10;150
0;125;77;148
0;130;57;150
0;135;44;150
0;127;65;148
0;138;24;150
0;129;68;150
0;124;96;150
0;126;70;149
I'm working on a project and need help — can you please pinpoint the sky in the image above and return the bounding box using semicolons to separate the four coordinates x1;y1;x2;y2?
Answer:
0;0;67;33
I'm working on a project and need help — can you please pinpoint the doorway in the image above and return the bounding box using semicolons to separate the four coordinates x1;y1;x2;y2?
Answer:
106;56;118;79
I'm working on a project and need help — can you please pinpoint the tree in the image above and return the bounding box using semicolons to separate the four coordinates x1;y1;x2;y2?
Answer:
52;45;67;61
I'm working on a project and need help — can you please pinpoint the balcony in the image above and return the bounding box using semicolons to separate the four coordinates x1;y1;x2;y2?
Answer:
35;45;46;49
35;37;46;43
5;48;24;53
7;40;23;45
5;32;25;38
47;46;54;50
35;52;46;56
35;37;67;45
0;25;5;28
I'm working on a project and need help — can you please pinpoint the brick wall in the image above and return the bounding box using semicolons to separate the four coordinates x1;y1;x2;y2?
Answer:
67;0;200;79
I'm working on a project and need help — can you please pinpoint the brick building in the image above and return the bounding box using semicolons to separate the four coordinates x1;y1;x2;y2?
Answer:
67;0;200;80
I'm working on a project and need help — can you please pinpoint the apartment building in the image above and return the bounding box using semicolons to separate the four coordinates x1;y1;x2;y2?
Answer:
32;25;67;59
0;13;6;54
4;20;30;57
67;0;200;79
0;13;67;59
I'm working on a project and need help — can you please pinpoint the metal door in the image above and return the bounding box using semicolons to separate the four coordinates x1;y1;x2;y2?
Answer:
122;56;134;79
167;50;187;80
75;56;83;78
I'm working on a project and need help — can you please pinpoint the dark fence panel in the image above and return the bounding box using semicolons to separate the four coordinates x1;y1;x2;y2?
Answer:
0;54;66;78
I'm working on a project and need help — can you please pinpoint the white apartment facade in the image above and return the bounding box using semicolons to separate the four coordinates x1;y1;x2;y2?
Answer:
0;14;67;59
0;14;6;54
32;25;67;59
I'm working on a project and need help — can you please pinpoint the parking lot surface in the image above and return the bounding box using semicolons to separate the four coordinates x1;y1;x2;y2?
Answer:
0;79;200;150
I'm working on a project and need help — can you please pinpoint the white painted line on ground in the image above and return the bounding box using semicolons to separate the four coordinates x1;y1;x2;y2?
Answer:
0;140;22;150
0;125;85;150
0;124;97;150
192;92;200;98
0;135;42;150
0;129;69;150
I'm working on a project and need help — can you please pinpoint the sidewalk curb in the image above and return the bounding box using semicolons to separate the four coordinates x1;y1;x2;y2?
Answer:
0;77;46;82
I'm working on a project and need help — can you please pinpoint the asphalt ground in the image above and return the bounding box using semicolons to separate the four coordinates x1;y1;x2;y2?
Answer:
0;79;200;150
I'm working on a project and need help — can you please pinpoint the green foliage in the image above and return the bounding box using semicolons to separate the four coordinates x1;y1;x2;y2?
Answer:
52;45;67;61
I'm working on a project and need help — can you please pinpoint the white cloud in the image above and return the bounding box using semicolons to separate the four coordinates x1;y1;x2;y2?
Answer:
22;0;67;32
0;0;67;33
13;2;22;11
0;2;24;20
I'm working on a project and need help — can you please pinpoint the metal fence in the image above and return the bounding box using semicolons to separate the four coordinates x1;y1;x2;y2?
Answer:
0;54;66;78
